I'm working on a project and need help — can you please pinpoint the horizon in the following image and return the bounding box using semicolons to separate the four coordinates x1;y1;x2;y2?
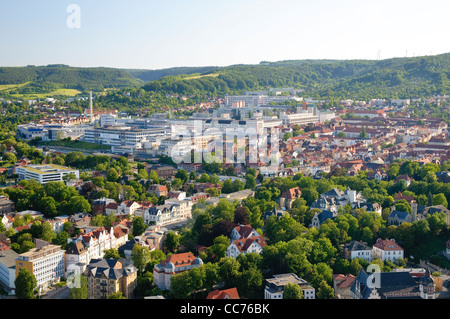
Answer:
1;0;450;70
2;51;450;71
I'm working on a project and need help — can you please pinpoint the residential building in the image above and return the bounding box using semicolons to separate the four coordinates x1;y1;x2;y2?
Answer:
350;269;435;299
279;187;302;209
341;240;373;262
372;238;404;262
309;210;338;228
153;252;203;291
333;274;356;299
264;273;315;299
144;204;181;226
83;258;137;299
226;236;267;258
15;243;65;289
230;224;259;242
65;226;128;271
15;164;79;184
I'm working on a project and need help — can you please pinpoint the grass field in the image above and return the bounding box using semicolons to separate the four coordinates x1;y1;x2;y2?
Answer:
0;82;30;91
40;139;111;150
0;82;82;99
11;88;82;100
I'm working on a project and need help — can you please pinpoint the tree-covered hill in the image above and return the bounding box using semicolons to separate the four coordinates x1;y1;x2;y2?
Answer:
1;53;449;100
140;53;450;100
0;65;143;97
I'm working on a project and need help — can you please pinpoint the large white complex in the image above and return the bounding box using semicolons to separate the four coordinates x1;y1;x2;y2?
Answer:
16;164;79;184
83;126;168;147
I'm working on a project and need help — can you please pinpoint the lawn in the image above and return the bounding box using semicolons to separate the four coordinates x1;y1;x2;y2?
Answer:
40;139;111;150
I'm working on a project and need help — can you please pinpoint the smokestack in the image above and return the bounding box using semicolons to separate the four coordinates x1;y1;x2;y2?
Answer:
89;91;93;124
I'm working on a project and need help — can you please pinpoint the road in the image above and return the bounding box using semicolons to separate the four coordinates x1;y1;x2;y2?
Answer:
41;286;70;299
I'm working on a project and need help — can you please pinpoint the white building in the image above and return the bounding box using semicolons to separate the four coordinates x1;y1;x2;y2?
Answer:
65;226;128;272
15;164;79;184
144;204;181;226
0;249;19;294
15;244;65;289
230;224;259;242
264;273;315;299
225;236;267;259
153;252;203;291
372;238;404;262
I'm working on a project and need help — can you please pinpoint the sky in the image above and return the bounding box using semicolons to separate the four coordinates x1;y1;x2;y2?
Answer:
1;0;450;70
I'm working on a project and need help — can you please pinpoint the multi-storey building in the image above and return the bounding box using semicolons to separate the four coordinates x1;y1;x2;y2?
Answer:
65;226;128;272
15;164;79;184
83;126;168;148
83;258;137;299
0;249;19;294
153;252;203;291
15;243;65;289
372;238;404;262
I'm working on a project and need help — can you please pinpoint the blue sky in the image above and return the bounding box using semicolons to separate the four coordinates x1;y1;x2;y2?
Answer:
1;0;449;69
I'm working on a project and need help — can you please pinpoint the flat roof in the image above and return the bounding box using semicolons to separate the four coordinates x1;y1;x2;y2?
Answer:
18;164;75;174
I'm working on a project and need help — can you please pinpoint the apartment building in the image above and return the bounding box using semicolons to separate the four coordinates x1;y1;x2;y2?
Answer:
83;258;138;299
65;226;128;272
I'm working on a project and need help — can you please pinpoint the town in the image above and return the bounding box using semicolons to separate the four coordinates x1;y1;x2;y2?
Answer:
0;89;449;301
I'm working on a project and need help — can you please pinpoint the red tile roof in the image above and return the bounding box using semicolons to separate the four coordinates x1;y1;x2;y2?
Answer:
373;238;403;251
206;288;240;299
233;236;267;253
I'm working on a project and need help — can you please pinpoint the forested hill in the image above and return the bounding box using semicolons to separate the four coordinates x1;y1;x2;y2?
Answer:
1;53;450;100
0;65;143;98
140;53;450;100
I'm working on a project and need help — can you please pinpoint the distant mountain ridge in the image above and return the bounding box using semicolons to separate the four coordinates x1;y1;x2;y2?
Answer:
1;53;449;100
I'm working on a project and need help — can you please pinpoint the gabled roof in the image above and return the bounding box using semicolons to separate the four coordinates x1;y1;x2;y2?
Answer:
206;288;240;299
233;224;256;239
373;238;403;251
232;236;267;253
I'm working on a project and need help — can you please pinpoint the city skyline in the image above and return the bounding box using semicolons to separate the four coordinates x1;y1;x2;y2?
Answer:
1;0;450;70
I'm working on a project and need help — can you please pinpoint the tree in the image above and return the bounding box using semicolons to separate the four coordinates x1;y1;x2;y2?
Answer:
283;283;303;299
432;193;448;208
317;280;334;299
103;248;121;259
107;292;126;299
209;235;229;260
15;268;37;299
69;274;88;299
68;196;91;214
236;266;263;299
164;231;180;253
131;244;151;274
132;216;147;236
106;167;120;182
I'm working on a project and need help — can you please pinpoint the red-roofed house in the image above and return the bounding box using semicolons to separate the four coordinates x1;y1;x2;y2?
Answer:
230;224;259;241
333;274;356;299
226;236;267;259
207;287;240;299
279;187;302;209
372;238;404;262
153;252;204;290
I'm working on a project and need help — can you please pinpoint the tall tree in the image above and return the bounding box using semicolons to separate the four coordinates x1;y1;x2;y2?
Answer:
15;268;37;299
